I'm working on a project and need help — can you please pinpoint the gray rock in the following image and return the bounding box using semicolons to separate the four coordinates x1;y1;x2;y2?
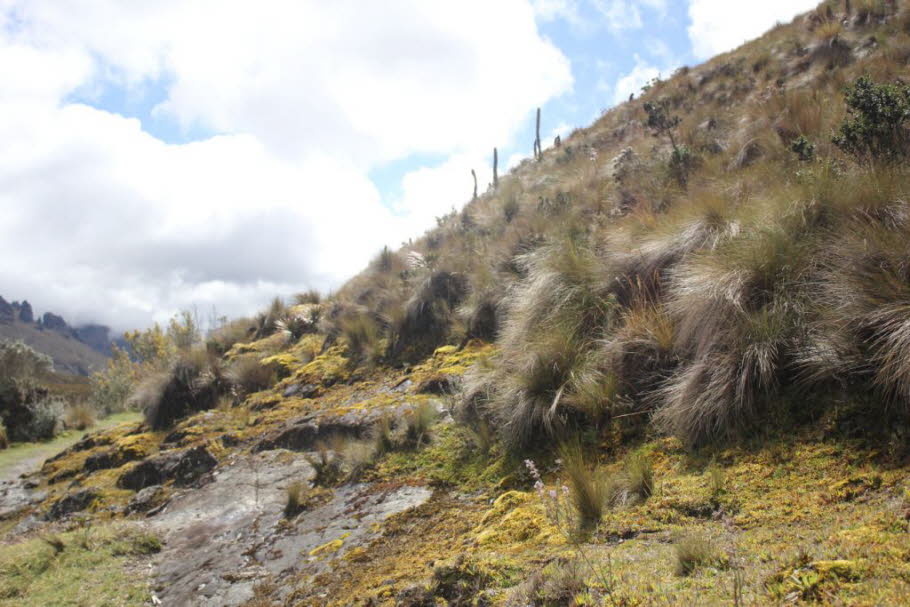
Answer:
118;445;217;491
127;484;167;514
46;489;98;520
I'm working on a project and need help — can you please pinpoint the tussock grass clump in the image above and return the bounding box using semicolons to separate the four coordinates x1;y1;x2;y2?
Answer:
674;532;723;576
63;402;96;431
507;558;588;607
654;220;811;446
284;480;305;518
226;354;274;396
489;238;618;451
207;318;255;355
803;216;910;408
305;442;345;488
252;297;288;340
559;443;610;531
137;349;227;430
388;270;467;362
372;415;395;456
616;452;654;504
403;401;438;448
339;311;384;367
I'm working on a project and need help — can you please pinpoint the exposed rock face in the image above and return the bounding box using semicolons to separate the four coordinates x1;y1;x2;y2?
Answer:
126;485;168;514
17;300;34;323
0;297;13;323
74;324;113;355
118;445;218;491
40;312;69;332
46;489;98;520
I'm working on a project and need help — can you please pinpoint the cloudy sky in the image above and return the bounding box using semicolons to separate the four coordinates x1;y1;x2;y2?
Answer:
0;0;819;332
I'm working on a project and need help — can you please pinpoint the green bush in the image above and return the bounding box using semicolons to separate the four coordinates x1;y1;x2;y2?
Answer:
17;397;64;441
833;77;910;163
791;136;816;162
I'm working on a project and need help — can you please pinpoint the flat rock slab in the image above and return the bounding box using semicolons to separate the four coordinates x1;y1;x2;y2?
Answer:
148;449;431;606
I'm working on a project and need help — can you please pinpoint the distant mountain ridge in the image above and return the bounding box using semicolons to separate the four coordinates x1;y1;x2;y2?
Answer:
0;295;112;375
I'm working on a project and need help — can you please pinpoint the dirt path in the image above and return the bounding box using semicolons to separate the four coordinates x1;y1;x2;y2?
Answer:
0;412;142;484
0;412;142;522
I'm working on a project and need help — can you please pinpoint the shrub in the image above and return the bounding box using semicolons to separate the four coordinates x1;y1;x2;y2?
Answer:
833;76;910;163
88;347;138;415
0;339;53;380
669;145;698;187
791;136;817;162
17;397;64;441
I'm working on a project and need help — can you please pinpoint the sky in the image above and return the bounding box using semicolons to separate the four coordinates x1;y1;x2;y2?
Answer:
0;0;820;332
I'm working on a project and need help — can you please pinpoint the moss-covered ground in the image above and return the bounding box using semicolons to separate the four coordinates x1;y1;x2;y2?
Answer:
0;523;161;606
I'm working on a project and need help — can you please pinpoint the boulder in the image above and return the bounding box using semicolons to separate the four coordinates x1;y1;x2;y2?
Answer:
282;383;318;399
126;485;168;514
46;489;98;520
118;445;217;491
254;416;370;452
83;443;147;473
415;374;456;395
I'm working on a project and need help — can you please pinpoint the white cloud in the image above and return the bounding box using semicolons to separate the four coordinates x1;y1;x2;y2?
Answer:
611;55;662;105
591;0;668;33
532;0;581;23
688;0;820;59
0;0;572;331
593;0;643;32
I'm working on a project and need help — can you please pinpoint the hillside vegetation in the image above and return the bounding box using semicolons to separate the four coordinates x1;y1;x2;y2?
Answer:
3;2;910;606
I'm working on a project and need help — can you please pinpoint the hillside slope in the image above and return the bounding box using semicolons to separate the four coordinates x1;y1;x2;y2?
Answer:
2;2;910;606
0;321;108;376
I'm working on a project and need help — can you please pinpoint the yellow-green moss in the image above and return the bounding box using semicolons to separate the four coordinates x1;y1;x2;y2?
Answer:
309;537;345;558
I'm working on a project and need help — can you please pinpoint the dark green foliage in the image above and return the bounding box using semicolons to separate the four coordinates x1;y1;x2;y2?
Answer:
669;145;698;186
644;99;682;150
0;340;62;442
791;136;817;162
833;77;910;163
